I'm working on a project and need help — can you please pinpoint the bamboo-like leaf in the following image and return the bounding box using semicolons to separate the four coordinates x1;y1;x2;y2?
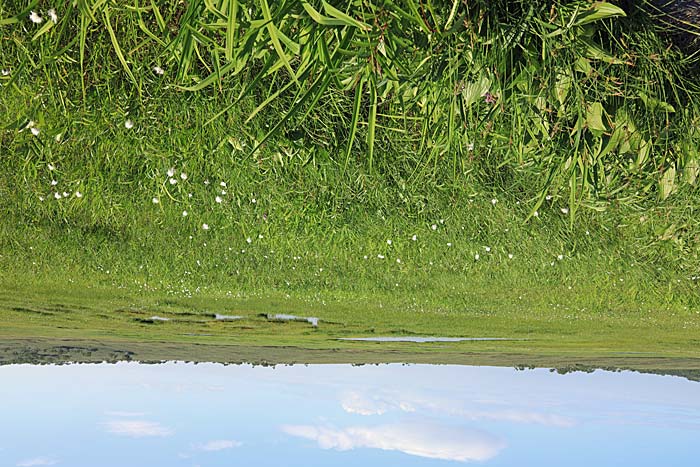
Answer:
322;1;371;31
302;1;346;27
344;77;365;172
226;0;238;61
260;0;298;84
575;2;626;26
367;78;378;172
31;20;54;41
103;7;140;94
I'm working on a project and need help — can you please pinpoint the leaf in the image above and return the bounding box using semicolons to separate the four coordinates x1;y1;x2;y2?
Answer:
639;92;675;113
322;1;370;30
301;2;346;27
574;2;626;26
260;0;298;84
586;102;607;136
660;166;676;200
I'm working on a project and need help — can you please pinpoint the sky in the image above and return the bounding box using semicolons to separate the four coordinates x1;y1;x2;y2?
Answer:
0;362;698;467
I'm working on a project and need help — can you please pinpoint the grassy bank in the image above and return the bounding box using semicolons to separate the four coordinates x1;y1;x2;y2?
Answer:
1;1;699;358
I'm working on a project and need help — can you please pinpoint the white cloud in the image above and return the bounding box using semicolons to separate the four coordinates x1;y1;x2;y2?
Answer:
282;423;505;462
16;458;58;467
197;440;242;452
104;420;173;437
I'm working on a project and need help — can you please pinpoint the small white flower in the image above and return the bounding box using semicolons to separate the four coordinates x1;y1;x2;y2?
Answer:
0;69;9;76
202;223;209;230
180;172;187;180
153;66;165;76
467;143;474;151
411;235;417;241
447;242;452;247
50;180;58;186
39;196;45;201
396;258;401;263
215;196;222;204
377;254;385;259
188;193;193;198
484;246;491;252
258;234;264;239
474;253;480;261
491;198;498;205
54;192;61;199
533;210;539;217
251;198;257;204
557;254;564;260
508;254;514;259
545;195;552;201
221;190;227;195
561;207;569;214
363;255;368;260
26;120;35;128
387;239;392;245
55;133;62;142
440;219;445;224
246;237;252;244
62;191;69;197
204;180;210;185
48;164;55;171
431;224;437;231
48;9;58;23
75;191;82;198
152;197;159;204
220;181;227;187
167;167;175;177
30;127;40;136
169;178;177;185
125;119;134;129
182;210;188;217
29;11;43;23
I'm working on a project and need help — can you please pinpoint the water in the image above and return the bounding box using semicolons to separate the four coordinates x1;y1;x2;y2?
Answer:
1;362;698;466
338;337;518;342
268;313;319;326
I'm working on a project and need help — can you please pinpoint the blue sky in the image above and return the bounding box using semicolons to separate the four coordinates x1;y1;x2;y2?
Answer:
0;362;698;466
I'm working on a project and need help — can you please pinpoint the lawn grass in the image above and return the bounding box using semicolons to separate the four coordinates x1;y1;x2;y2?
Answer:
1;2;699;364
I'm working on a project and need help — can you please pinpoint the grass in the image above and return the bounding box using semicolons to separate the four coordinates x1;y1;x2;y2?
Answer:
1;1;699;364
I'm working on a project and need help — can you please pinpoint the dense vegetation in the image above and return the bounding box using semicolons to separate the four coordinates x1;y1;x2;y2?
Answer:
1;1;699;320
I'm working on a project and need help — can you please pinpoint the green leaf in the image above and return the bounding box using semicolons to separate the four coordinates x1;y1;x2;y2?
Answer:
660;166;676;200
639;92;676;113
260;0;298;84
322;1;370;31
586;102;607;136
575;2;626;26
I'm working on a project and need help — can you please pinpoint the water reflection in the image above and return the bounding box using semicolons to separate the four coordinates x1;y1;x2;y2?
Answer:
1;363;698;466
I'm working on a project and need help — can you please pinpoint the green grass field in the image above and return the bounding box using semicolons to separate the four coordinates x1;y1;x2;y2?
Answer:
1;1;699;365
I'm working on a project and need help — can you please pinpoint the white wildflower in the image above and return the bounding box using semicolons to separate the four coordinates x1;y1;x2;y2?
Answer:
39;196;45;201
557;254;564;260
447;242;452;247
29;11;42;24
561;207;569;214
533;210;539;217
491;198;498;205
221;190;227;195
169;178;177;185
55;133;62;142
377;254;385;259
204;180;210;185
48;164;55;171
396;258;401;263
484;246;491;252
474;253;480;261
467;143;474;151
431;224;437;231
545;195;552;201
258;234;263;239
251;198;257;204
75;191;82;198
125;119;134;129
508;254;514;259
153;66;165;76
54;192;61;199
182;210;188;217
48;9;58;23
220;181;227;187
30;127;40;136
180;172;187;180
387;239;392;245
246;237;252;244
411;235;417;241
215;196;222;204
167;167;175;177
62;191;69;197
152;197;159;204
202;223;209;230
50;180;58;186
1;69;9;76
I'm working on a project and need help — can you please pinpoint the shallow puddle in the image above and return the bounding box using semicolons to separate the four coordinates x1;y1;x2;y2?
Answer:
268;313;319;327
1;362;697;466
338;337;517;342
214;314;242;321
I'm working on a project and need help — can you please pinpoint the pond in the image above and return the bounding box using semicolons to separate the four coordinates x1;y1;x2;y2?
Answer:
1;362;697;466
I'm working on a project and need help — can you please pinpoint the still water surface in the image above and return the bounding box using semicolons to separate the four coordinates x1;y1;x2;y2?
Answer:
0;362;697;466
